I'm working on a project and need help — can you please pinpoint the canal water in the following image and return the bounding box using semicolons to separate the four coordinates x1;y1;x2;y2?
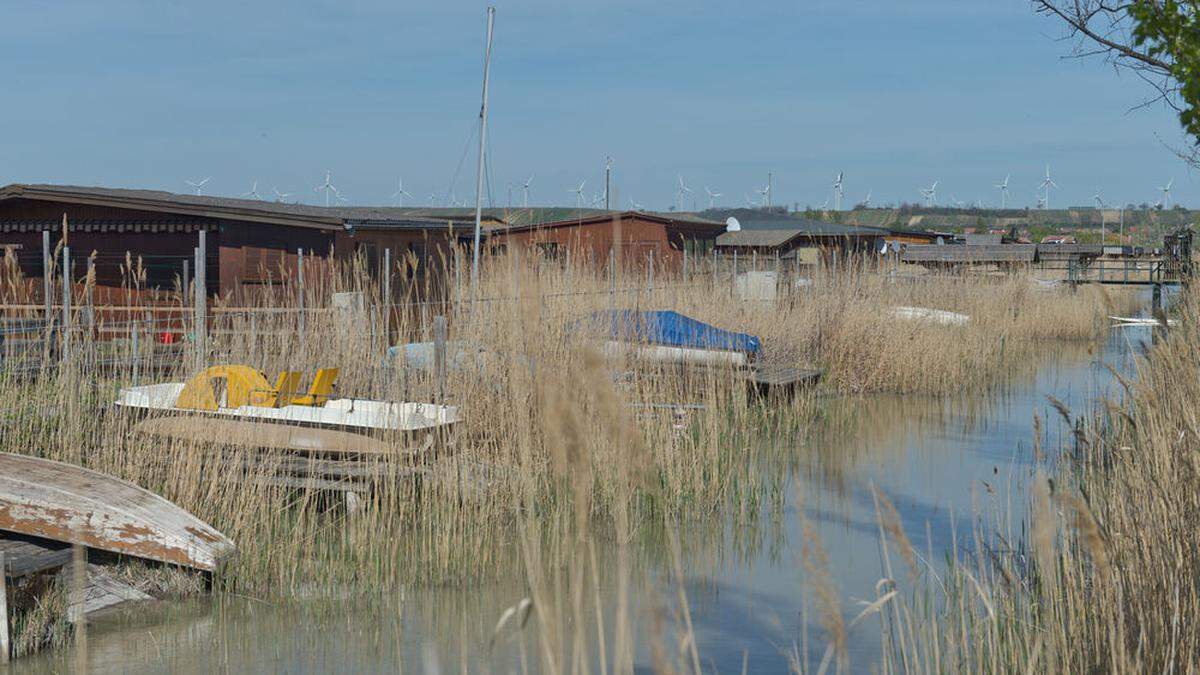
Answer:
11;324;1151;673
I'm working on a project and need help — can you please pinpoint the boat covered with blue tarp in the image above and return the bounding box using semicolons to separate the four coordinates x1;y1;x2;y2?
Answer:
578;310;762;358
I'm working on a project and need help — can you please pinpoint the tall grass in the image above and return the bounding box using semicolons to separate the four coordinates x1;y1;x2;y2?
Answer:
0;251;1134;668
864;288;1200;673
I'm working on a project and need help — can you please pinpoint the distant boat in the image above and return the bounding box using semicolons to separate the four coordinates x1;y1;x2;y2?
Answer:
1110;315;1179;328
891;306;970;327
0;452;234;572
578;310;821;389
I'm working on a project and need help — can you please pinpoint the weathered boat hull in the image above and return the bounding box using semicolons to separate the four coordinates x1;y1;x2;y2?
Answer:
0;452;235;572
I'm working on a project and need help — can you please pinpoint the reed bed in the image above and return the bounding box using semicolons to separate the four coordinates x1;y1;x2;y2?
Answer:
862;289;1199;673
0;251;1133;668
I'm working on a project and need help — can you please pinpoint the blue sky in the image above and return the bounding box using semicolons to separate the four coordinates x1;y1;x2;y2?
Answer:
0;1;1192;210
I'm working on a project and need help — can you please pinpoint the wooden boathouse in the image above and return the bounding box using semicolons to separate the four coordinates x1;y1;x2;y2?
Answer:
0;184;485;300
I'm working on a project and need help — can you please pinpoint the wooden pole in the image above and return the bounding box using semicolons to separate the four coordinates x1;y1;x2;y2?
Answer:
433;315;448;403
42;230;51;334
0;550;9;664
382;247;392;344
61;246;71;361
296;248;306;335
194;229;207;367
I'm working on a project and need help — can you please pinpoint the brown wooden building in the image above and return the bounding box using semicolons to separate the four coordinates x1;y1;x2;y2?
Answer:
0;184;483;299
489;210;727;271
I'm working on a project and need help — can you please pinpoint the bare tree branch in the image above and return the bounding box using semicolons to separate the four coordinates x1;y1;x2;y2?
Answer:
1033;0;1173;72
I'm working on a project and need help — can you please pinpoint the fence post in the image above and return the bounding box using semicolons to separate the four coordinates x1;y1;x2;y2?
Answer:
86;258;95;337
433;315;447;402
731;250;738;296
194;229;207;367
382;247;392;344
131;320;140;385
296;248;306;335
61;246;71;361
648;251;655;293
42;231;52;335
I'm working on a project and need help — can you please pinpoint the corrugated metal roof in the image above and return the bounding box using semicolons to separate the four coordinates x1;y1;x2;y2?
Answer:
0;184;492;230
902;244;1037;263
716;229;806;247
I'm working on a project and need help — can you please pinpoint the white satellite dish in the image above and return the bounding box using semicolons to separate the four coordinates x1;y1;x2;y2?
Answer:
725;217;741;232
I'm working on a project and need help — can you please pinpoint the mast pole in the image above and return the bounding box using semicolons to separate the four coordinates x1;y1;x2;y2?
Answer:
470;6;496;290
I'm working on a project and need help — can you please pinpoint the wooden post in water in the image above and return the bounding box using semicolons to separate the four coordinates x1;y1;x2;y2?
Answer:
0;550;9;664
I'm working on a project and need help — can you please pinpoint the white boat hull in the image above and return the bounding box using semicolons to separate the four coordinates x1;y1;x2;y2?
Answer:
116;382;459;432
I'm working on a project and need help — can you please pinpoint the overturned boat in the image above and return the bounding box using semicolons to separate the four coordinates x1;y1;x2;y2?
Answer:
116;365;459;455
0;452;234;572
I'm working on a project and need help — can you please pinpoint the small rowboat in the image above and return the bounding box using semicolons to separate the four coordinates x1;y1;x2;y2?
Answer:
0;452;234;572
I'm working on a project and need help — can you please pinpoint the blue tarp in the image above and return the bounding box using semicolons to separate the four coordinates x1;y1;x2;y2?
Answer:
580;310;762;357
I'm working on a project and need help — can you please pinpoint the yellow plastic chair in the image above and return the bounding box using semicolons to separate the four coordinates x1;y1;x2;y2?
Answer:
253;370;302;407
291;368;339;406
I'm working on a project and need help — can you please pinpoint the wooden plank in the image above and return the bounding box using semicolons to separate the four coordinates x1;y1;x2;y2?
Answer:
0;535;71;578
132;416;415;456
746;366;822;388
67;564;152;623
0;452;235;572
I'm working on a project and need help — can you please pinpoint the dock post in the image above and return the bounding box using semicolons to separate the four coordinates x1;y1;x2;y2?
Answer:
433;315;447;402
683;246;689;282
1152;283;1163;314
648;251;654;293
61;246;72;362
0;550;9;664
42;230;52;337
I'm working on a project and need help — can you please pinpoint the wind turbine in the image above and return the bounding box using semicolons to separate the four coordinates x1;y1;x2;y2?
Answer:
591;190;606;207
391;178;412;207
1158;179;1174;207
832;172;844;211
704;187;722;209
920;181;938;207
1040;165;1057;209
862;190;872;208
272;187;292;202
1035;192;1047;209
995;174;1010;208
630;197;644;210
521;174;534;208
314;170;339;207
242;180;262;200
756;180;771;209
1093;191;1105;208
185;177;210;196
568;181;586;208
744;193;757;207
820;197;830;211
676;175;693;212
